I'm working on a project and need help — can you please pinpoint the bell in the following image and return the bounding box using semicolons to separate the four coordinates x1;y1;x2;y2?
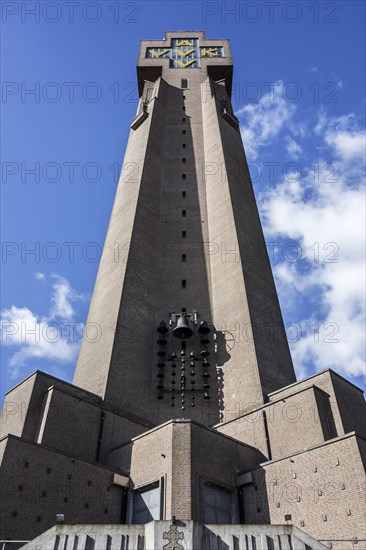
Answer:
198;321;210;334
204;392;210;400
190;352;196;359
173;314;194;339
170;353;177;360
157;338;167;346
157;321;168;334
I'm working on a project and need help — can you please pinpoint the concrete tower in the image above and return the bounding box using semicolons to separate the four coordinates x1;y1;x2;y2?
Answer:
73;31;296;426
1;32;365;550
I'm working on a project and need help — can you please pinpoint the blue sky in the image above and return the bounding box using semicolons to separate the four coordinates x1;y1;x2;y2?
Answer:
1;0;365;398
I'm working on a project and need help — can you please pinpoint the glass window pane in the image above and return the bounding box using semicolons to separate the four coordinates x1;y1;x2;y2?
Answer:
203;484;232;524
133;484;160;524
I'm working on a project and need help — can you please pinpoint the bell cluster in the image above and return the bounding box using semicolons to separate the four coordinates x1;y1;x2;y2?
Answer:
156;314;211;410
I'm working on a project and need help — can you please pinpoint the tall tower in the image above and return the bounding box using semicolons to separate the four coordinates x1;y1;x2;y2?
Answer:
2;33;364;549
73;31;296;425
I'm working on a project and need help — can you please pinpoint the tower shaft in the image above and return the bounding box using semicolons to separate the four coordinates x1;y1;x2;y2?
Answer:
73;32;296;424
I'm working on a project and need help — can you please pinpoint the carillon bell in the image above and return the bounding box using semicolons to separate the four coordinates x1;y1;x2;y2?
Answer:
157;321;168;334
157;338;167;346
172;314;194;339
198;321;210;334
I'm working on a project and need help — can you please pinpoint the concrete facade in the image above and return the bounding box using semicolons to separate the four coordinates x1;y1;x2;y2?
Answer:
1;32;365;550
21;522;328;550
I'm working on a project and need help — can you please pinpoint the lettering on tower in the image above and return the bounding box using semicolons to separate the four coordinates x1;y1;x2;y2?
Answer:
146;37;224;68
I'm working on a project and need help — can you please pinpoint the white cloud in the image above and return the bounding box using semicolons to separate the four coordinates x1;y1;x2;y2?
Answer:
325;128;365;160
315;112;366;160
1;274;85;377
256;110;365;381
285;136;303;159
236;81;296;160
49;274;84;319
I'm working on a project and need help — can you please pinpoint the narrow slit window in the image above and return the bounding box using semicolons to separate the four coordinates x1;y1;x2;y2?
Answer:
181;79;188;89
182;279;186;289
182;254;186;262
182;174;186;180
182;130;186;135
182;143;186;149
182;210;186;217
182;117;186;122
182;191;186;198
182;158;186;164
182;106;185;111
182;231;186;239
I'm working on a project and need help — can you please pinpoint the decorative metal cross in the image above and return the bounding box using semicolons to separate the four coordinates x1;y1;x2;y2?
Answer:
163;524;184;550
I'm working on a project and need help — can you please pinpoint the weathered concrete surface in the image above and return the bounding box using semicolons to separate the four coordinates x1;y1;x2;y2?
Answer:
20;521;328;550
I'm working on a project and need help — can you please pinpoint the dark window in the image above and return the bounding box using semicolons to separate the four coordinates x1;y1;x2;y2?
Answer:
132;482;160;524
182;143;186;149
64;497;68;503
182;158;186;164
181;79;188;89
182;117;186;122
182;254;186;262
182;191;186;198
182;280;186;288
182;174;186;180
183;94;186;99
182;308;187;314
182;231;186;238
182;106;185;111
202;483;232;524
46;468;51;474
182;130;186;135
182;210;186;217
